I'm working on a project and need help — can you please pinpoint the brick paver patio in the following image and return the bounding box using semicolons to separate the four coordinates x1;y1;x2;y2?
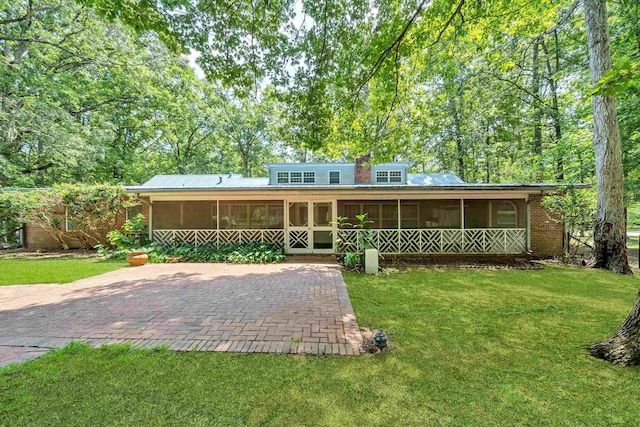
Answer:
0;262;363;367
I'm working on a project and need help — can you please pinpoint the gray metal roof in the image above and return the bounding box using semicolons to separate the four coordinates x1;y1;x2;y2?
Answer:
125;172;572;192
407;173;465;186
131;174;269;190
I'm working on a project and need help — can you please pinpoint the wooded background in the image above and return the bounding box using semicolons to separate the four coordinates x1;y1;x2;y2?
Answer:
1;0;638;203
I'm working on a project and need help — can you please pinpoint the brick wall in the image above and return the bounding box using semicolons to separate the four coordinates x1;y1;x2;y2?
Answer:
529;193;564;258
24;198;150;251
354;155;371;184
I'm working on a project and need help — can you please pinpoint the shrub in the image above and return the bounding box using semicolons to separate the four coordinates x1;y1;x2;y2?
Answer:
100;240;285;264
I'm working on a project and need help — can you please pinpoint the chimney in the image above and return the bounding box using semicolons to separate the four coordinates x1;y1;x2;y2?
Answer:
354;154;371;184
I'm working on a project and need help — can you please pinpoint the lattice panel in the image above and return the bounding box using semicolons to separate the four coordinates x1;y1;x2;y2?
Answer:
288;230;309;249
218;230;240;245
484;229;506;253
153;230;175;245
400;230;421;253
152;228;526;254
336;229;359;253
376;230;399;254
505;229;526;253
195;230;217;247
263;230;285;246
463;229;485;253
173;230;196;246
420;229;441;253
441;229;463;253
240;230;263;244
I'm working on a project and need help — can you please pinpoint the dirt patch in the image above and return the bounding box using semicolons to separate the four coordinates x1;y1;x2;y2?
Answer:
360;328;392;354
381;257;542;270
0;248;101;260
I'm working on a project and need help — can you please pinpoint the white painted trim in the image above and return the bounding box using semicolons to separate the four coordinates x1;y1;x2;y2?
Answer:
146;190;534;201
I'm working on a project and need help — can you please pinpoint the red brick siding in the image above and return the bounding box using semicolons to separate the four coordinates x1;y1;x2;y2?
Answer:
529;194;564;258
24;198;150;250
354;155;371;184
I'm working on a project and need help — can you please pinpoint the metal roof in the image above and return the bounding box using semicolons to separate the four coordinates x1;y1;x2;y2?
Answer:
407;173;465;186
133;174;269;190
125;172;574;193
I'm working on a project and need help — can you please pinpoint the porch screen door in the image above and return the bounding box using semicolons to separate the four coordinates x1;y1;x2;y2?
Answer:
312;202;334;253
288;202;310;253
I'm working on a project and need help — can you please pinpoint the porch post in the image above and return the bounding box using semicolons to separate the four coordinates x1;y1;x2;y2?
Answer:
397;199;401;252
460;198;465;253
332;199;338;253
526;199;531;251
216;200;219;230
148;202;153;241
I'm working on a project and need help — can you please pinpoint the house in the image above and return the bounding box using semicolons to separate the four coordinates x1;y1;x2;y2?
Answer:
119;156;565;258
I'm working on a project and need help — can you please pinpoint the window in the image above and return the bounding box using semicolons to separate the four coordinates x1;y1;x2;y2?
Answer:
126;204;142;220
65;209;79;231
219;202;284;229
276;171;316;184
340;202;398;229
277;172;289;184
399;203;419;228
376;171;389;183
329;171;341;184
290;172;302;183
389;171;402;183
497;201;517;228
303;171;315;183
376;170;402;183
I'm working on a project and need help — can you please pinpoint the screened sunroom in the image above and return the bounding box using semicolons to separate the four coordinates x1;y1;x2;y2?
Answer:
148;197;528;255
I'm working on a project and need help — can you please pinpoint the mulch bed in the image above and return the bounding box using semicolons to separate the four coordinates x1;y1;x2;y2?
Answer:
381;257;543;270
0;248;101;260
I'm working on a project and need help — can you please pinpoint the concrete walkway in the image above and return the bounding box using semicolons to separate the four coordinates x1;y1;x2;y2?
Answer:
0;263;363;367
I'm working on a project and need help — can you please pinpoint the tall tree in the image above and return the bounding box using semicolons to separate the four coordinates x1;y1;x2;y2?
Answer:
585;0;638;366
583;0;631;275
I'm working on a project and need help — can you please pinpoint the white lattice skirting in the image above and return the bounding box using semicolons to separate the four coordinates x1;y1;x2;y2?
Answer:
337;228;527;254
152;229;285;247
153;228;526;254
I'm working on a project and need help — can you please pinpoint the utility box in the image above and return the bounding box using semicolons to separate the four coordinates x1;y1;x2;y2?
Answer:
364;248;379;275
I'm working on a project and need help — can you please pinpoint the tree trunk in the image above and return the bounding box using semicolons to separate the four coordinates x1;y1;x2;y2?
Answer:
591;290;640;365
584;0;631;275
531;38;544;182
450;95;465;181
585;0;635;365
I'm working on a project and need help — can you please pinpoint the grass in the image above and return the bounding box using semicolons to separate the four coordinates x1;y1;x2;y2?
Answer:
629;203;640;233
1;266;640;425
0;257;127;286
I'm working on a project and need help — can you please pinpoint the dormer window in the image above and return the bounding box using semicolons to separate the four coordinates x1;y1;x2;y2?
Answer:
277;172;289;183
303;172;316;183
329;171;340;184
275;171;316;184
376;170;403;183
290;172;302;183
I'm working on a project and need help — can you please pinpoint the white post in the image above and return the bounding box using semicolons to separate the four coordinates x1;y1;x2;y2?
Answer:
397;199;401;252
526;199;531;251
365;248;379;275
460;198;465;253
148;203;153;241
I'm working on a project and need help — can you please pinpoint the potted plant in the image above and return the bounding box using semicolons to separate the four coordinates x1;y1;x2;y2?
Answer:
126;250;148;266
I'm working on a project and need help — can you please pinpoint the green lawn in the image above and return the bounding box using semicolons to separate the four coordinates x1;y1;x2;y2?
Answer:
0;258;127;285
1;266;640;425
629;203;640;233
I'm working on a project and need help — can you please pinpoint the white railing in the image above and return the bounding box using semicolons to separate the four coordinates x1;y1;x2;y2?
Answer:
153;228;526;254
337;228;527;254
152;229;285;247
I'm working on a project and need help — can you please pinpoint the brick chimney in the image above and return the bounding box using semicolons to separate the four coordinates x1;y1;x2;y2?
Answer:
354;154;371;184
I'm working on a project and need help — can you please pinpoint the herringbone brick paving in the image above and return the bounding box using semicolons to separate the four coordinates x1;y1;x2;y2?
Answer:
0;262;362;367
